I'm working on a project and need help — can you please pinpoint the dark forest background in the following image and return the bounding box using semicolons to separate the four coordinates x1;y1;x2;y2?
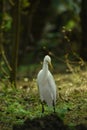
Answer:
0;0;87;85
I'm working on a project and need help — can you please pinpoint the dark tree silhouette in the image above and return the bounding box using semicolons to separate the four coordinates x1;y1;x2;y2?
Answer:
10;0;20;87
80;0;87;60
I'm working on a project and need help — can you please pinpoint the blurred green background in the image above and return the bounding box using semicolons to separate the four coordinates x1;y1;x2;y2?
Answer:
0;0;87;81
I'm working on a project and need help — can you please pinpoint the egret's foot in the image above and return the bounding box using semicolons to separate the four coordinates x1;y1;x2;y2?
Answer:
41;102;44;113
42;107;44;113
53;100;56;113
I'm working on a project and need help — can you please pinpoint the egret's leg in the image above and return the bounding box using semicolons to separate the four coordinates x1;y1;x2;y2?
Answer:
41;101;44;113
53;100;55;113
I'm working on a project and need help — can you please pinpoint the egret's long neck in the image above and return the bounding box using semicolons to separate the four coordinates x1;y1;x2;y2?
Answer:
42;61;48;75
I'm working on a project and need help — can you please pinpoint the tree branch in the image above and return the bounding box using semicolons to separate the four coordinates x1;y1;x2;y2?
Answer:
0;44;12;71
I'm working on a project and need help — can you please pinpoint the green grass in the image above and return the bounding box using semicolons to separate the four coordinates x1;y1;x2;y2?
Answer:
0;64;87;130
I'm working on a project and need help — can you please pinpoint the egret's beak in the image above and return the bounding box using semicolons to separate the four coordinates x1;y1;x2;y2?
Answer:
49;62;53;70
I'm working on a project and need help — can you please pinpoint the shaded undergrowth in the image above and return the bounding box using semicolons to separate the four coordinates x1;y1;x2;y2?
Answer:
0;64;87;130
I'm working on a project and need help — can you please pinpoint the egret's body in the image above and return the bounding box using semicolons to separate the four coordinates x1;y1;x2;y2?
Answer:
37;55;56;113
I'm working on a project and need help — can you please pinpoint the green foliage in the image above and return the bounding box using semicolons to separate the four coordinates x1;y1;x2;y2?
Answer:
0;65;87;130
68;123;76;130
65;20;76;29
56;104;70;119
21;0;30;9
52;0;80;12
3;13;12;31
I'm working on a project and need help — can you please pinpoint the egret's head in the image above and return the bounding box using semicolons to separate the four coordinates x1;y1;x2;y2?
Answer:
44;55;53;68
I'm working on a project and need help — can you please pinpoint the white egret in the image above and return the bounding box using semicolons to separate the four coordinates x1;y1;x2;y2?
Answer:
37;55;56;113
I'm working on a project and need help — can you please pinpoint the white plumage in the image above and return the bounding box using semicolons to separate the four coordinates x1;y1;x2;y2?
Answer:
37;55;56;113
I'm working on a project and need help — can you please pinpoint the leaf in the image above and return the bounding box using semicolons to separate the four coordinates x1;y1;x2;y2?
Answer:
21;0;30;8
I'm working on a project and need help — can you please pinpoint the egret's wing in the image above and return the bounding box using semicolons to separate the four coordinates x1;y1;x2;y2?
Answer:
37;69;46;101
47;71;56;103
37;69;56;106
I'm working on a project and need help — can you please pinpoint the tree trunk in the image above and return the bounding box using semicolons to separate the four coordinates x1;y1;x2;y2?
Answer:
10;0;20;87
80;0;87;60
0;0;3;52
29;0;51;43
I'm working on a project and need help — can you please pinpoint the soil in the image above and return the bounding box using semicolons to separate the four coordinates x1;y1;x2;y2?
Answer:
13;113;87;130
